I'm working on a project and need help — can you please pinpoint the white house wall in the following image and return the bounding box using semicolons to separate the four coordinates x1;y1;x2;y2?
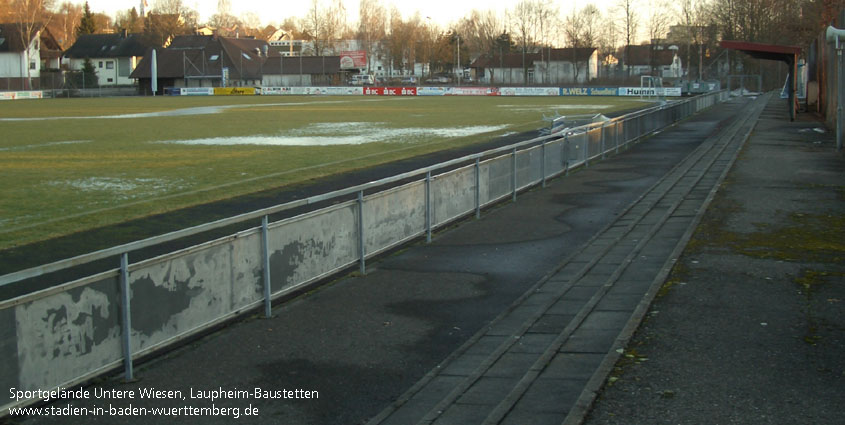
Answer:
69;57;138;86
0;52;24;78
262;74;313;87
484;67;529;85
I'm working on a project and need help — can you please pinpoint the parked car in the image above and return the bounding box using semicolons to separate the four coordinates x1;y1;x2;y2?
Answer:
425;75;451;84
400;76;418;85
349;74;375;86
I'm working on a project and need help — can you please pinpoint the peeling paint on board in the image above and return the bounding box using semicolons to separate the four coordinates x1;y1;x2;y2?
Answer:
15;280;122;390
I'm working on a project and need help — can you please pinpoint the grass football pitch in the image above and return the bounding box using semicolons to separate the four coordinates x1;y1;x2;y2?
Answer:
0;95;648;251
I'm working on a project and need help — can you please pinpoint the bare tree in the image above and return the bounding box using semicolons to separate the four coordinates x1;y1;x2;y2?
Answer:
597;14;619;78
616;0;639;77
676;0;710;79
302;0;322;54
386;9;422;75
357;0;386;72
240;12;262;37
646;0;670;75
12;0;55;89
280;16;304;38
509;0;538;85
419;15;439;77
534;0;558;83
563;7;583;48
563;6;586;82
146;0;197;44
324;0;348;46
302;0;347;55
53;2;83;49
209;0;238;34
580;4;601;48
0;0;15;22
456;9;503;63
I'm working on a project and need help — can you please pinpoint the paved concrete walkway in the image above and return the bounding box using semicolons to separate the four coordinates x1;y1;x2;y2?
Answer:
367;95;767;425
11;94;831;425
582;96;844;424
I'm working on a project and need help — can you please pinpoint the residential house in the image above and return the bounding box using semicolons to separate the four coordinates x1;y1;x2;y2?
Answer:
622;45;683;79
63;31;156;86
269;39;402;79
470;52;539;85
0;23;61;90
469;47;598;85
130;35;270;94
542;48;598;84
261;53;342;86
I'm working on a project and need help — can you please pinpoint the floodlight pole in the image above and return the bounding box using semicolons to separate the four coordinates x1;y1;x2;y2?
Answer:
456;35;461;85
836;38;843;151
828;25;844;151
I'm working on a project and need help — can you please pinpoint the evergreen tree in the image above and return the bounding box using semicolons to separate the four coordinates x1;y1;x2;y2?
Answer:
76;57;98;88
76;2;97;37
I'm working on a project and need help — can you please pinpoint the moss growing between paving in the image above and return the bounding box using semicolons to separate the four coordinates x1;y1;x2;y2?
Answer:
657;261;689;299
793;268;845;346
684;188;845;265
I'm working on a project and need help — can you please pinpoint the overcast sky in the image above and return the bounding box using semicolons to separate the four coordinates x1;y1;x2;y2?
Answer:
83;0;627;30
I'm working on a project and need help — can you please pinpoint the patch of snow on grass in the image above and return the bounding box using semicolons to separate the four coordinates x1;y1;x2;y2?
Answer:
50;177;184;200
158;123;510;146
0;140;91;151
497;104;612;112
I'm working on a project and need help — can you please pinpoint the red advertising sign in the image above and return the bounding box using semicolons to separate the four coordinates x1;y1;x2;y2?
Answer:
363;87;417;96
339;51;367;69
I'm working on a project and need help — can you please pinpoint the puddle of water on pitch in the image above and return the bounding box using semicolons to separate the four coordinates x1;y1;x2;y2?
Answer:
158;123;510;146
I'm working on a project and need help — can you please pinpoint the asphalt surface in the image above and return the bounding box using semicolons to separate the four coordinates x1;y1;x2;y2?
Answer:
582;97;845;424
6;94;842;425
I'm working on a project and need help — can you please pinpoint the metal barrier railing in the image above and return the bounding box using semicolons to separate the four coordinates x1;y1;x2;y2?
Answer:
0;90;729;415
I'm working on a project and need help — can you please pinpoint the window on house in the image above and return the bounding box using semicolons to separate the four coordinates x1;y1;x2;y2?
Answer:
106;61;114;69
107;78;113;83
98;61;103;68
29;61;36;70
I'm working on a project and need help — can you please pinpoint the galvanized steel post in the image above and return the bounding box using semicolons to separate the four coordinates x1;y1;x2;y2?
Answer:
637;114;642;143
357;191;366;274
564;135;570;176
119;253;134;381
474;158;481;219
600;123;606;159
584;133;590;168
261;215;272;318
614;121;620;154
511;148;517;202
425;171;432;242
541;141;546;188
